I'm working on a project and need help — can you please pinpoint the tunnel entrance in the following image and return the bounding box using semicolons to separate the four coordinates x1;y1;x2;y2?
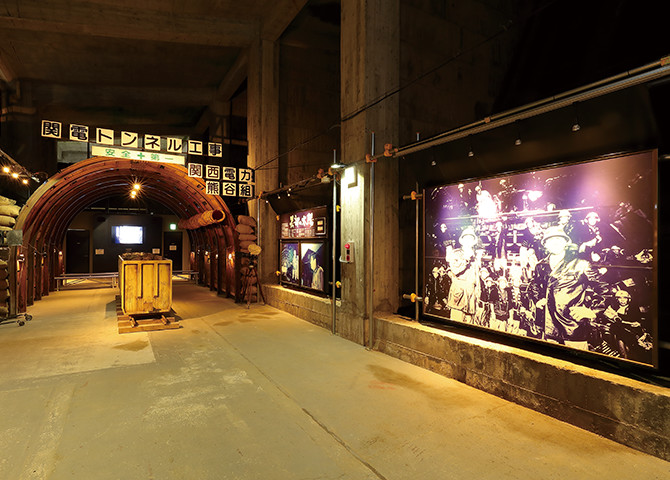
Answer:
10;157;240;314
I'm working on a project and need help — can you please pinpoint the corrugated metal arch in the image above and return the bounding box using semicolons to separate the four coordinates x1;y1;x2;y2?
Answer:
12;157;240;313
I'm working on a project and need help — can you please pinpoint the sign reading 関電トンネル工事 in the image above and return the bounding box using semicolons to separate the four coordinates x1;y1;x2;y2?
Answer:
41;120;223;157
90;145;185;165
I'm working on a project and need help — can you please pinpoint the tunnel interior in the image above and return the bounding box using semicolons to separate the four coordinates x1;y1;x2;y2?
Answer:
10;157;240;313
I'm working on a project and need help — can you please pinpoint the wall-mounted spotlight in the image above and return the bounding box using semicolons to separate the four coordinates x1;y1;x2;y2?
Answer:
133;183;141;191
11;172;19;179
22;179;29;185
571;103;581;132
331;148;346;170
514;121;522;146
2;166;9;173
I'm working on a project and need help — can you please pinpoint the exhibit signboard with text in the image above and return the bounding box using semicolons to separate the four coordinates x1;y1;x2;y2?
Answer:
279;206;329;295
423;150;658;367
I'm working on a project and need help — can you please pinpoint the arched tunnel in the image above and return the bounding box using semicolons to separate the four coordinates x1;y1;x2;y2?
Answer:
9;157;240;314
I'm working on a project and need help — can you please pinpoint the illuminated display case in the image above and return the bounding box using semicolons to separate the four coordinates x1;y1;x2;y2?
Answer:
279;206;330;295
423;150;658;367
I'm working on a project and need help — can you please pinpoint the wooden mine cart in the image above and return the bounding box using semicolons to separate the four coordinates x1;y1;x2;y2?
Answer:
117;253;178;333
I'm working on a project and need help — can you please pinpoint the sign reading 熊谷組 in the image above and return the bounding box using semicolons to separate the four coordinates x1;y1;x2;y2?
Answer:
186;163;255;198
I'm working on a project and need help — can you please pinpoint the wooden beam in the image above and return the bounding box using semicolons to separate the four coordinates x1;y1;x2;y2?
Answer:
38;106;202;135
261;0;309;41
0;51;17;83
195;51;249;134
33;83;217;108
0;14;258;47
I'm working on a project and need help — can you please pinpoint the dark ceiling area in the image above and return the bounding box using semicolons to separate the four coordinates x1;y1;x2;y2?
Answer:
0;0;307;134
495;0;669;113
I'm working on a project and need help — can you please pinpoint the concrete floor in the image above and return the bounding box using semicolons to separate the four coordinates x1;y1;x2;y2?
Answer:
1;283;668;480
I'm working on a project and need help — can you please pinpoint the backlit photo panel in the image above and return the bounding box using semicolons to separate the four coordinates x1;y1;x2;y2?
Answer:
280;242;300;285
301;242;327;292
424;151;657;367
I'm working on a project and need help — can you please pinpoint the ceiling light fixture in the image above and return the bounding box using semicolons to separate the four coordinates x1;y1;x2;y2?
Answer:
514;122;522;145
571;103;581;132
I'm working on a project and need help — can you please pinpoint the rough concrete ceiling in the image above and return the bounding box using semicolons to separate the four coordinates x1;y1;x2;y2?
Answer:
0;0;308;134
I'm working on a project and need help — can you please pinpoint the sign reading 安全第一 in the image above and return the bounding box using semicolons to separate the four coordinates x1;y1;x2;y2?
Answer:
41;120;225;159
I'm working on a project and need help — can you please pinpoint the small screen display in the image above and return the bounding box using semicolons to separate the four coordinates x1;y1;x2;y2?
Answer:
113;225;144;244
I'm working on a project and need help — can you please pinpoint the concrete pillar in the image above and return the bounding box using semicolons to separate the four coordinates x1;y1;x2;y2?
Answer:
247;39;280;285
339;0;400;344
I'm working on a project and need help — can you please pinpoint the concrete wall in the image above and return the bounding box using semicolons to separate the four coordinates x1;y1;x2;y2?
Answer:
263;284;333;331
375;313;670;461
246;0;670;463
398;0;528;144
247;38;280;285
279;39;340;186
338;0;400;345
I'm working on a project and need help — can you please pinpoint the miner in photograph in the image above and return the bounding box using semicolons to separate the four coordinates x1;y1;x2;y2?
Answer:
445;226;481;324
530;226;605;350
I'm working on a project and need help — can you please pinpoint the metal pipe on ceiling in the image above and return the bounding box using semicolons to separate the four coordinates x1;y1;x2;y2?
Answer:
374;56;670;160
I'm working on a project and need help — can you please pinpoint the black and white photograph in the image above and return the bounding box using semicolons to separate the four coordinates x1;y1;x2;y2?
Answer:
424;151;657;366
280;242;300;285
301;242;326;292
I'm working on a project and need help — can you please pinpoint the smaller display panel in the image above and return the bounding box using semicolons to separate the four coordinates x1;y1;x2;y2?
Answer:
112;225;143;244
301;242;327;292
280;242;300;285
278;206;331;295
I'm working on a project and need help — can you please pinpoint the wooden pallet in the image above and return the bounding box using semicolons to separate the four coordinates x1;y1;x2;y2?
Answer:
115;295;180;334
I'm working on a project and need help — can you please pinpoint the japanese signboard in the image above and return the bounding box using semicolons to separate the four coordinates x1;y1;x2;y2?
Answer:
42;118;253;198
41;119;229;161
187;163;255;199
280;206;328;239
90;145;185;165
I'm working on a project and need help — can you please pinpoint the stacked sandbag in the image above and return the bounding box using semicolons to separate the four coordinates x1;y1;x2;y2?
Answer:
236;215;259;301
0;250;9;317
0;196;20;245
235;215;258;254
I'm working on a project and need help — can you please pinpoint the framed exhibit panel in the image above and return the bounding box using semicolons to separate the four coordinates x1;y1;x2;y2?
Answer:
423;150;658;367
300;241;327;292
279;206;330;295
280;242;300;286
